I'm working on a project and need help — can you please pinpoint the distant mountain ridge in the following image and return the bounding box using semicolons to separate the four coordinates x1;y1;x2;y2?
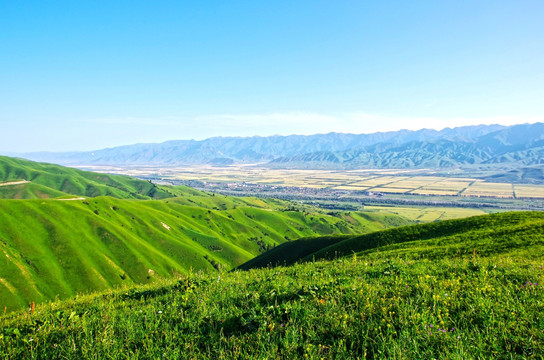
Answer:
13;123;544;169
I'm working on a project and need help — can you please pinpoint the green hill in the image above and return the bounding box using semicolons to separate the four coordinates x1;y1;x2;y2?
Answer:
0;155;412;312
240;211;544;269
0;156;171;199
0;193;409;312
1;211;542;358
0;182;69;199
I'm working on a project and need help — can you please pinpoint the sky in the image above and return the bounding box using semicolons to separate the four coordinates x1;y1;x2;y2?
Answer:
1;1;543;152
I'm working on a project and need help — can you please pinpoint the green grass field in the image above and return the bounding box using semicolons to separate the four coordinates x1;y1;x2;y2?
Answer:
1;211;542;359
0;156;414;313
240;211;544;269
0;156;172;199
0;192;411;312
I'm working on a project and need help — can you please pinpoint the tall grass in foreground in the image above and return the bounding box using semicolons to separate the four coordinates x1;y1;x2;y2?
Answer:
1;252;543;359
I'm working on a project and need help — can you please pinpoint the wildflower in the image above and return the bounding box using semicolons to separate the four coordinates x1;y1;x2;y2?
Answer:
158;311;163;314
281;323;284;327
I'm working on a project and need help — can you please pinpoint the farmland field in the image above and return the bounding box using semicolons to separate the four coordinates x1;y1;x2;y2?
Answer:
515;184;544;198
77;165;544;201
462;181;514;198
363;205;487;222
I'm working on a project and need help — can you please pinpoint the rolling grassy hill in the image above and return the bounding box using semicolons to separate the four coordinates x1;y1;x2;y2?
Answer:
0;182;69;200
240;211;544;269
0;192;411;312
0;155;412;311
2;155;541;357
1;211;542;358
0;156;171;199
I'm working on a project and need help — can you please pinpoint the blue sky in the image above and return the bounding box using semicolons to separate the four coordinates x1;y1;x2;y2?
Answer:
1;1;543;152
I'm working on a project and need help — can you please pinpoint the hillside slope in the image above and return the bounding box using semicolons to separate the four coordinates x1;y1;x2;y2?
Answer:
1;211;542;358
240;211;544;269
0;194;410;311
0;156;171;199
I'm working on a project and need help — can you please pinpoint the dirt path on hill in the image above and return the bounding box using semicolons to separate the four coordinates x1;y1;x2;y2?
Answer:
0;180;30;187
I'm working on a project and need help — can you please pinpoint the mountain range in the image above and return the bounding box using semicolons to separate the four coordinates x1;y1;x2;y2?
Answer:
10;123;544;170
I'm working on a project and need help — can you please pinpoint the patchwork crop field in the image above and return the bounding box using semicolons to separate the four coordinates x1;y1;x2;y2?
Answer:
79;165;544;200
362;206;487;222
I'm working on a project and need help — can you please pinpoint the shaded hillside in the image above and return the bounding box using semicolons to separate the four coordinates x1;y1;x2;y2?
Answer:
269;140;492;168
483;165;544;184
240;211;544;269
269;123;544;170
0;156;171;199
0;193;409;311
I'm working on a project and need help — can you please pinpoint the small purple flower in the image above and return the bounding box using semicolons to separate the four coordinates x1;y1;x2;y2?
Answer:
281;323;284;327
430;324;433;328
451;327;455;332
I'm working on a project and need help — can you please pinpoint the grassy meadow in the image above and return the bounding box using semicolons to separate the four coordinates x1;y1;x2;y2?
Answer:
0;156;172;200
1;211;543;359
0;192;410;312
